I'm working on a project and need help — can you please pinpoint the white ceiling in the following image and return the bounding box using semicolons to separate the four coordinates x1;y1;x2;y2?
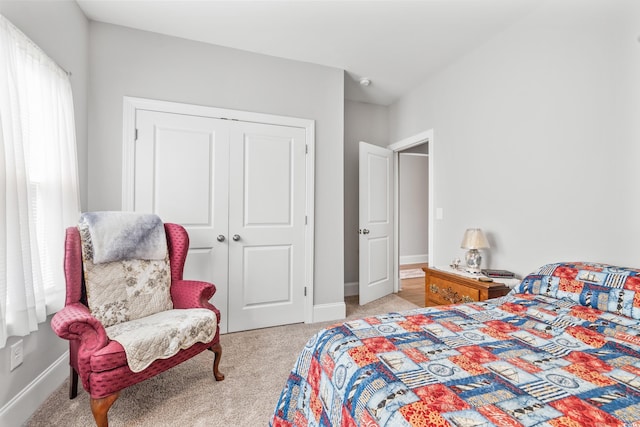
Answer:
75;0;539;106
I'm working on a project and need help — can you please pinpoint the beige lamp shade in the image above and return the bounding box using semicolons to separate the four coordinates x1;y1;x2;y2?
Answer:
460;228;490;250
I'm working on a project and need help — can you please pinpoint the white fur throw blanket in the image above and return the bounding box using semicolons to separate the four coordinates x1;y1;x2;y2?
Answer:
79;211;167;264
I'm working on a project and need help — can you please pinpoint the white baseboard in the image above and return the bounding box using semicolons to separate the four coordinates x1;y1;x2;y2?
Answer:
400;254;428;265
344;281;359;297
313;302;346;323
0;351;69;427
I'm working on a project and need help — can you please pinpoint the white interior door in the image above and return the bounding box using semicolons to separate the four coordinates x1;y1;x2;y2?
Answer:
359;141;394;305
134;110;230;332
227;121;307;332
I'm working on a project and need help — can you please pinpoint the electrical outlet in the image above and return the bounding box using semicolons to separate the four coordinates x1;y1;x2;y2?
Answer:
10;339;23;371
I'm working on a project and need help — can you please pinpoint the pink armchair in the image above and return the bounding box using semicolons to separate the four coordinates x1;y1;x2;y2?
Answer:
51;222;224;427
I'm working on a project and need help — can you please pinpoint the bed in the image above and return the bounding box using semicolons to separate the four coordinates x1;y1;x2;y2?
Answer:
270;262;640;426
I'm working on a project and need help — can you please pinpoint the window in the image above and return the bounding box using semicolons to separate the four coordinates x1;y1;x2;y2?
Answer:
0;15;80;348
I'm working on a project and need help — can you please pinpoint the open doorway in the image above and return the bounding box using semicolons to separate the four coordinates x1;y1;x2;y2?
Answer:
388;129;433;307
397;144;428;306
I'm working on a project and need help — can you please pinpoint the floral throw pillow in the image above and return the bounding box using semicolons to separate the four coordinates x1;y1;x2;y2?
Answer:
78;222;173;328
513;262;640;319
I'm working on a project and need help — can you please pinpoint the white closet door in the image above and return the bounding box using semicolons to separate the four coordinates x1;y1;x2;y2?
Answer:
134;110;230;332
227;121;307;332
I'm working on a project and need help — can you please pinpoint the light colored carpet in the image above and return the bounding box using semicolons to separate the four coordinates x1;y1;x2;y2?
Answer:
399;268;425;279
26;294;418;427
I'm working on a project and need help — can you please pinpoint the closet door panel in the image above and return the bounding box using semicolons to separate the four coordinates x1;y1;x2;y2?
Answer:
227;121;306;332
134;110;230;333
244;136;292;226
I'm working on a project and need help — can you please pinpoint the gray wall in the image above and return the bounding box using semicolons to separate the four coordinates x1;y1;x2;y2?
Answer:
88;22;345;306
0;0;88;420
343;100;389;285
399;153;429;263
389;0;640;277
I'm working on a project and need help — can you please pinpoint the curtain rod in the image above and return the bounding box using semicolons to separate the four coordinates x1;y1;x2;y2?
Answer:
57;63;72;77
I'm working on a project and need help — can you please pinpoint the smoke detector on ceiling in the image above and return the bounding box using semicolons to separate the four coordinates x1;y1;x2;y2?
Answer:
359;77;371;87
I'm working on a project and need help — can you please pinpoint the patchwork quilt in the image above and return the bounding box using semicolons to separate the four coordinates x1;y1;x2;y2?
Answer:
271;262;640;427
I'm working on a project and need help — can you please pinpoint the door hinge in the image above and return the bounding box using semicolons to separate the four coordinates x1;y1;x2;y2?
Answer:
134;128;138;141
305;144;309;154
304;286;307;297
305;215;308;225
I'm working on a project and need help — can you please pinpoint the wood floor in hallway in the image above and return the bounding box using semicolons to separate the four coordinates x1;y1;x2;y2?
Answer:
398;263;427;307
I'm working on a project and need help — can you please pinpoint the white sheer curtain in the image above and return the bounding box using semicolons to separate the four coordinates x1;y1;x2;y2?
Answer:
0;15;80;348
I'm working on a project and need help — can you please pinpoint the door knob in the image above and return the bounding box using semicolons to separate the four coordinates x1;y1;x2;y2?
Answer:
217;235;226;242
362;229;370;234
232;234;241;241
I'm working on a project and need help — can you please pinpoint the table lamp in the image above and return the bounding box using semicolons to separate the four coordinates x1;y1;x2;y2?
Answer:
461;228;489;273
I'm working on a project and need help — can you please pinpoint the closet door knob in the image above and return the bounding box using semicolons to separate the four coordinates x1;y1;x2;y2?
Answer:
362;229;370;234
217;235;226;242
232;234;241;241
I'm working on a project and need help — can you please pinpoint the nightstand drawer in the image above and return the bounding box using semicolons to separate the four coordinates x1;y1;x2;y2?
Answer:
427;276;479;305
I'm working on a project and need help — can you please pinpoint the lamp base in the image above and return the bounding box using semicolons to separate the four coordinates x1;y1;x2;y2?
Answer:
465;249;482;274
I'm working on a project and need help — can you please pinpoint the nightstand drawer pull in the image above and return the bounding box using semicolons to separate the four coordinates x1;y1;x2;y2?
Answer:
430;283;474;304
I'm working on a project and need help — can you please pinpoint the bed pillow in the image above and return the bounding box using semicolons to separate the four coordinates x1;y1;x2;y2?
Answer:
513;262;640;319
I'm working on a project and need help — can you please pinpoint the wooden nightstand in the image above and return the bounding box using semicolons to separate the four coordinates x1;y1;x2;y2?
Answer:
423;267;512;307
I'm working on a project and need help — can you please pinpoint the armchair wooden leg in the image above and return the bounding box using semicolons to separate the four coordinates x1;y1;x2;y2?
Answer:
210;342;225;381
90;392;120;427
69;366;79;399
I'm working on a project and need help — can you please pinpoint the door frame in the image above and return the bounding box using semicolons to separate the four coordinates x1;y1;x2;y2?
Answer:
388;129;434;293
122;96;316;324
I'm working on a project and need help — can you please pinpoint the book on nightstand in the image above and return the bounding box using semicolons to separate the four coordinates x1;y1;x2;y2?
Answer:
481;269;515;278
